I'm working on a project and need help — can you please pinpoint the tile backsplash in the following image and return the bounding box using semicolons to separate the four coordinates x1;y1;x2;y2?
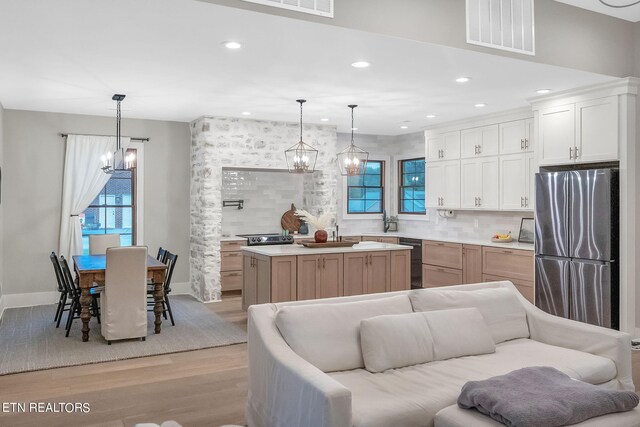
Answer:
222;168;304;236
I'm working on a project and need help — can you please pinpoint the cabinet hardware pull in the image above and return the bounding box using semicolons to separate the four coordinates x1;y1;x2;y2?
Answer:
323;258;326;269
524;197;528;207
574;147;579;159
521;139;524;150
474;145;478;155
478;145;482;154
520;197;524;207
524;138;529;149
569;147;573;160
317;258;321;269
478;197;481;207
226;273;241;277
226;253;240;257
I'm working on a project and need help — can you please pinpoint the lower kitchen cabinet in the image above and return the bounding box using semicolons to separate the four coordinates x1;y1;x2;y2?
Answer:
390;250;411;292
297;254;344;300
483;274;534;303
482;247;534;282
362;236;400;244
462;244;483;284
242;254;271;310
343;251;392;295
422;264;463;288
270;256;297;303
423;240;463;269
343;252;367;296
367;251;391;294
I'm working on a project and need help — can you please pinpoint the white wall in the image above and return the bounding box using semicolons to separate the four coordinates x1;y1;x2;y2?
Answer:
0;102;4;314
2;110;191;298
221;169;304;236
199;0;637;78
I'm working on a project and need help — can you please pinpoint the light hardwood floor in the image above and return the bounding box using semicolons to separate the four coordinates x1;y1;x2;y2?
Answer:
1;295;639;427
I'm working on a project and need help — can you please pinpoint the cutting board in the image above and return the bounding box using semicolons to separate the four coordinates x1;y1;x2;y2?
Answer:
281;203;301;233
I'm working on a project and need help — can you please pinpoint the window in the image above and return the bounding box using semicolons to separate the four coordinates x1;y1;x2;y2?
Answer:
80;149;137;254
347;160;384;214
399;158;425;214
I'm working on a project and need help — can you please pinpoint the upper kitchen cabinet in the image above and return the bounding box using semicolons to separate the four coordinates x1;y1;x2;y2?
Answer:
534;89;625;166
426;160;460;209
460;157;499;210
426;131;460;161
500;152;535;210
460;125;499;158
499;119;533;154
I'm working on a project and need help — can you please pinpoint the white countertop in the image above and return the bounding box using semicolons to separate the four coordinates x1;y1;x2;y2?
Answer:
241;242;412;256
357;232;534;251
220;234;311;242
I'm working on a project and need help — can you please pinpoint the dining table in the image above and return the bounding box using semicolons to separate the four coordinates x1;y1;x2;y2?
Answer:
72;254;168;342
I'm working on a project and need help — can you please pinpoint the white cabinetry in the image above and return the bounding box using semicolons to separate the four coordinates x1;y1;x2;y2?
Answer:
426;131;460;161
499;153;535;210
537;96;619;166
426;160;460;209
499;119;533;154
461;157;499;210
460;125;499;158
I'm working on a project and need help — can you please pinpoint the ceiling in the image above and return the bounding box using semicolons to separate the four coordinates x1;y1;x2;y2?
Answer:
0;0;615;135
556;0;640;22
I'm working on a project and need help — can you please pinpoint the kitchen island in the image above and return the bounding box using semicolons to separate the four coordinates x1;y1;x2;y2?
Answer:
241;242;411;309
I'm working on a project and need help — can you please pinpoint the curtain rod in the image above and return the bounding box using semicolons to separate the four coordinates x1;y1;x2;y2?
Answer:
59;133;150;142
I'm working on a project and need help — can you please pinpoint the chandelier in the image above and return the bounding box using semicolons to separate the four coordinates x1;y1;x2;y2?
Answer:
284;99;318;174
101;94;135;174
336;105;369;176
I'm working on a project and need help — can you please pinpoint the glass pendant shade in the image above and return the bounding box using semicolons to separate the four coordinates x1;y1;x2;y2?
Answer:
285;99;318;174
337;105;369;176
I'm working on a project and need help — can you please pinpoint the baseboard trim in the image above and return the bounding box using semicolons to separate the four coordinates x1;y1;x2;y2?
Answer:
0;295;5;321
2;291;59;311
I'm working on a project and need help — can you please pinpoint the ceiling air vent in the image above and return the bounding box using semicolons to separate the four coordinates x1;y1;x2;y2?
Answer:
466;0;535;56
240;0;333;17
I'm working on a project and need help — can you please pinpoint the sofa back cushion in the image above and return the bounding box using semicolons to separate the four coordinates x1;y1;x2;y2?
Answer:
275;295;413;372
409;287;529;344
422;308;496;360
360;312;435;373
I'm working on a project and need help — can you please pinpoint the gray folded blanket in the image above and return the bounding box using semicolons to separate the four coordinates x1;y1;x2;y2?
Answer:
458;366;639;427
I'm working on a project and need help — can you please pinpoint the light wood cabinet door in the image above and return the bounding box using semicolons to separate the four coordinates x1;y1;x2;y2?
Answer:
343;252;367;296
483;273;534;303
367;251;391;294
242;254;257;310
341;236;362;243
220;251;242;271
319;254;344;299
221;271;243;291
390;250;411;291
255;255;272;305
423;240;463;269
270;256;296;303
297;255;320;301
363;236;399;244
462;245;482;284
482;247;534;282
576;96;618;163
538;103;575;166
422;264;463;288
220;240;245;252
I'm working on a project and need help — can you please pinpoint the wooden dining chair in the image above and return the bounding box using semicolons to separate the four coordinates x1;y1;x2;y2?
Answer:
101;246;148;344
50;252;68;327
147;251;178;326
89;234;121;255
59;256;101;337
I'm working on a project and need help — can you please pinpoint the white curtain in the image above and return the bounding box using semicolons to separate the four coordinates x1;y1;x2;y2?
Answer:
58;134;131;260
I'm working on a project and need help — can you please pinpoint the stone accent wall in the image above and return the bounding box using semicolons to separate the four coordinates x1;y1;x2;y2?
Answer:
190;116;338;301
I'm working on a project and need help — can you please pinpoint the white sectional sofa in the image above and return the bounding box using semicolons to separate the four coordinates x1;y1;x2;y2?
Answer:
245;281;638;427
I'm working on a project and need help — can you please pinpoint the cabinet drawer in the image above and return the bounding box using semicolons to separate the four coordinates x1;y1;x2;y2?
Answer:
221;240;245;252
341;236;362;243
483;274;534;303
221;271;243;291
221;251;243;271
482;247;534;281
422;264;463;288
422;240;463;269
363;236;399;244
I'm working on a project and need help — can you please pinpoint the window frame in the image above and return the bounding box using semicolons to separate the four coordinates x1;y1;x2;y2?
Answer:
346;160;385;215
398;157;426;215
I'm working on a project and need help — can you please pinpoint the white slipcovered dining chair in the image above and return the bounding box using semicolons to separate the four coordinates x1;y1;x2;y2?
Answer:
100;246;148;344
89;234;121;255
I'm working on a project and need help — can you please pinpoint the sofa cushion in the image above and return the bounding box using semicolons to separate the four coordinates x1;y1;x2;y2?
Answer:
360;312;435;373
423;308;495;360
329;338;617;427
409;287;529;344
275;295;413;372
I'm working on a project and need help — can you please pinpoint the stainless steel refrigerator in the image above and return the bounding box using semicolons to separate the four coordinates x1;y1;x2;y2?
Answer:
534;168;619;329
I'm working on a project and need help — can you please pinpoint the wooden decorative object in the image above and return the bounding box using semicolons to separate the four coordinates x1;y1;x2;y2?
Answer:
301;242;355;248
281;203;301;233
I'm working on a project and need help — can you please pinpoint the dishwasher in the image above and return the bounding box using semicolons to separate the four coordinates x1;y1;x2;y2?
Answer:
399;238;422;289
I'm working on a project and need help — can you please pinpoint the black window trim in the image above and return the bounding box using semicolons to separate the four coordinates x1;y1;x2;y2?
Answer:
398;157;426;215
346;160;385;215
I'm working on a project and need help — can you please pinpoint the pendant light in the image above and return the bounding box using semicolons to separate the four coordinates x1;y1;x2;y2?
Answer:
284;99;318;174
101;94;136;174
337;105;369;176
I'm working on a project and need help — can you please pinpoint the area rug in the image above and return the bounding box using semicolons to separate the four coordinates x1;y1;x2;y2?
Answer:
0;295;247;375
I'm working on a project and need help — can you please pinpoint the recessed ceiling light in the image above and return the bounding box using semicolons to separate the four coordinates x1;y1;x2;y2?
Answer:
456;77;471;83
223;41;242;50
536;89;552;94
320;118;329;122
474;103;487;108
426;114;436;118
351;61;371;68
241;111;251;116
400;126;409;129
